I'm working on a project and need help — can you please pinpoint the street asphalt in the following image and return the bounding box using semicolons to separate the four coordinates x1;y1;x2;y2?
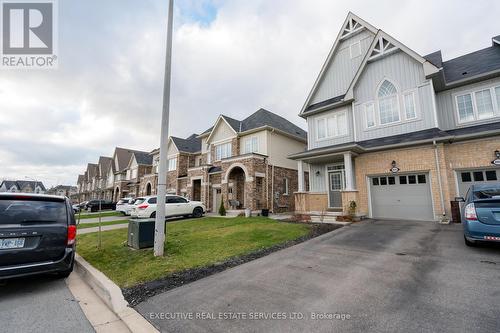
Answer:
137;219;500;333
0;274;94;333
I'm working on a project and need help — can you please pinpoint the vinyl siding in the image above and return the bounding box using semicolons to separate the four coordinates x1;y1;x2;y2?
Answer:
267;131;305;170
436;77;500;130
310;29;375;104
240;130;268;155
167;141;178;156
309;164;327;192
307;106;354;149
209;120;237;143
353;51;437;141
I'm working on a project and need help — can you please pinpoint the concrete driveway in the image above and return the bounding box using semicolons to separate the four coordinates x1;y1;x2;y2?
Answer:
137;220;500;332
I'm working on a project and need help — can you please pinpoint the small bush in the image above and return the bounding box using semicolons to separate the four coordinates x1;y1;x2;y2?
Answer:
218;197;226;216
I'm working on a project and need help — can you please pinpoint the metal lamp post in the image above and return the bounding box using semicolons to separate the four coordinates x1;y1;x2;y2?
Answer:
154;0;174;257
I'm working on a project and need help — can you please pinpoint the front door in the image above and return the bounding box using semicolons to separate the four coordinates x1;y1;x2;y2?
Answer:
213;188;222;212
328;171;344;208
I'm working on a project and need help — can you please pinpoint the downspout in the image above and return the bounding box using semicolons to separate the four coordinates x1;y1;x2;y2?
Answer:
433;140;446;217
270;128;276;214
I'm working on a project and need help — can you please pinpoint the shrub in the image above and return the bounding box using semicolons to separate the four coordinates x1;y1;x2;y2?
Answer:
218;196;226;216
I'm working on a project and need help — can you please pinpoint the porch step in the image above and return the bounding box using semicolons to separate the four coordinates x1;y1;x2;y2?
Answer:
310;216;338;223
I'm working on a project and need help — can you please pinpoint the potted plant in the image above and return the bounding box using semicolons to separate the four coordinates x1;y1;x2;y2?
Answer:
348;201;360;222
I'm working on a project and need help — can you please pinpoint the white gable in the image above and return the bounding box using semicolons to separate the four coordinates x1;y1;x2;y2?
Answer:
207;118;237;143
167;139;179;156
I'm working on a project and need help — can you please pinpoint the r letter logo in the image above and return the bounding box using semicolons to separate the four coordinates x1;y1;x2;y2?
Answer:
1;0;58;69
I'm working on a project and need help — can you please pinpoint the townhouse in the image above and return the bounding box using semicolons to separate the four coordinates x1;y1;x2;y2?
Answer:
290;13;500;221
139;108;308;213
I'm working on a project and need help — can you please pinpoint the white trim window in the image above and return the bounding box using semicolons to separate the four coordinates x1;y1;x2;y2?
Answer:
282;178;289;195
377;80;400;125
364;103;376;128
168;157;177;171
403;91;417;120
316;111;348;140
244;137;258;154
215;142;232;160
456;85;500;123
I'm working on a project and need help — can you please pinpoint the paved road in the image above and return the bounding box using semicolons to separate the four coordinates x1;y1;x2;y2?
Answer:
137;220;500;332
0;274;94;333
78;215;127;224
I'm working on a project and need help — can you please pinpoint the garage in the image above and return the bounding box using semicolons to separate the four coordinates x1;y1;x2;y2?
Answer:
369;173;434;220
456;169;500;197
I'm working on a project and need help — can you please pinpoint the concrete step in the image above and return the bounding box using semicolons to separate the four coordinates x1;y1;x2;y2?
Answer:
310;216;338;223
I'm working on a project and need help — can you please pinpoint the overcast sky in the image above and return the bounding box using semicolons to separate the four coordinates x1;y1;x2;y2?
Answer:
1;0;499;187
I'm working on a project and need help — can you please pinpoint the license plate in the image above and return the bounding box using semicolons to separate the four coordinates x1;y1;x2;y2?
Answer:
484;236;500;241
0;238;25;249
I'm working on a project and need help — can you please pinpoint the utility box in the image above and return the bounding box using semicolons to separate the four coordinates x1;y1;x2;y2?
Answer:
127;219;155;249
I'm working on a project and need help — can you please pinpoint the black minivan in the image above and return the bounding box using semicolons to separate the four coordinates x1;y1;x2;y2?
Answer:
0;193;76;279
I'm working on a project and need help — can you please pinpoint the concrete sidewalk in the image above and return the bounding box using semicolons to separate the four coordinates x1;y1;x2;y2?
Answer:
78;216;128;224
78;223;128;235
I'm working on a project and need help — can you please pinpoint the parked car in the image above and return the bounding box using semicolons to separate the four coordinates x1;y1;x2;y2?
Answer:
85;200;116;212
457;184;500;246
115;197;135;215
127;197;146;217
72;201;87;213
131;195;205;219
0;193;76;279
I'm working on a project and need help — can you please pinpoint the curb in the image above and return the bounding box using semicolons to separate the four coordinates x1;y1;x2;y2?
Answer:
74;254;159;333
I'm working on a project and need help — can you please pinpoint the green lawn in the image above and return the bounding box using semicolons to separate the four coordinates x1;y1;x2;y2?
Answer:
75;211;123;220
77;217;311;288
77;220;129;229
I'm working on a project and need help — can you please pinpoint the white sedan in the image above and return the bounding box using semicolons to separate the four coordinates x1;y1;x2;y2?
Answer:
131;195;205;219
115;197;135;215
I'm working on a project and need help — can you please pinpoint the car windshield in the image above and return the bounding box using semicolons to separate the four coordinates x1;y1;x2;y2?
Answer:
117;199;128;204
0;199;67;224
474;188;500;200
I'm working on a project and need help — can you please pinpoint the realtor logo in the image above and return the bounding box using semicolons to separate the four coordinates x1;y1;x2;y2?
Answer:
1;0;58;68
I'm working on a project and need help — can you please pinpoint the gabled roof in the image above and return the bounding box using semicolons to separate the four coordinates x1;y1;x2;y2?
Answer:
203;108;307;141
171;134;201;153
1;180;47;191
77;174;84;184
132;151;153;165
299;12;377;116
86;163;98;179
300;14;439;116
114;147;145;172
97;156;113;176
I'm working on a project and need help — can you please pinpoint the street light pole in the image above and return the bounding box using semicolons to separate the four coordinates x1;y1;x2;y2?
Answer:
154;0;174;257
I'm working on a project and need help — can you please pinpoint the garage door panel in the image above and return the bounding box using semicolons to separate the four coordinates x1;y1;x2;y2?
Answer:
457;169;499;197
370;174;433;221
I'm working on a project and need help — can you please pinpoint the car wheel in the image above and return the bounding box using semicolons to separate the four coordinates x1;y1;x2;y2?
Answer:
464;235;476;247
192;207;203;218
150;212;156;218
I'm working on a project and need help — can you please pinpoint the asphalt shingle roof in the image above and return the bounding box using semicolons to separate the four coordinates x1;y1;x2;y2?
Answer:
240;108;307;139
133;151;153;165
171;134;201;153
303;94;346;114
1;180;47;191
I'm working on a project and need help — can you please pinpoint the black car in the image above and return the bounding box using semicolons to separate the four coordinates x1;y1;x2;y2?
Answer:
85;199;116;212
0;193;76;279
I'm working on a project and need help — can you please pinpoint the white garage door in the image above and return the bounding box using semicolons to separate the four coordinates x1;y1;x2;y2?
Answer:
456;169;500;197
369;173;434;221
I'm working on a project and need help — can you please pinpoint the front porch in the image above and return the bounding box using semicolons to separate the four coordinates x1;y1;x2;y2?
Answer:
294;151;359;216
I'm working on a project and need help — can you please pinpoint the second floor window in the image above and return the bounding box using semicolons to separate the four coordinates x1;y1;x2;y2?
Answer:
215;142;232;160
456;86;500;123
168;158;177;171
317;112;348;140
244;137;258;154
378;80;400;125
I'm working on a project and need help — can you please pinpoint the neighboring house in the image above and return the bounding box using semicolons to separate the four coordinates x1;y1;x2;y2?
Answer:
0;180;47;194
110;147;150;201
47;185;78;198
97;156;113;200
125;151;153;198
139;108;308;213
290;12;500;221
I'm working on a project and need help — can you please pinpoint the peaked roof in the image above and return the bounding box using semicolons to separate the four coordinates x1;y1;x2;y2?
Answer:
114;147;146;172
97;156;113;175
171;134;201;153
77;174;84;184
1;180;47;191
300;13;440;116
202;108;307;140
132;151;153;165
86;163;98;178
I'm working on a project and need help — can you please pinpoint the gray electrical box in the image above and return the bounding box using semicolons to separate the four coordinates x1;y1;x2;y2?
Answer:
127;219;156;249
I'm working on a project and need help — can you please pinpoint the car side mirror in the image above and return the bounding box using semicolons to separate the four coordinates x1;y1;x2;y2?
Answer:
455;197;465;202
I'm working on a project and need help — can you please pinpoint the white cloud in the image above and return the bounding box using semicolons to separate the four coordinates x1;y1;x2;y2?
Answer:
1;0;499;187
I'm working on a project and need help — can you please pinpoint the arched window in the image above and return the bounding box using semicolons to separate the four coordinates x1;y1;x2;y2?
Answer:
146;183;152;196
377;80;400;125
